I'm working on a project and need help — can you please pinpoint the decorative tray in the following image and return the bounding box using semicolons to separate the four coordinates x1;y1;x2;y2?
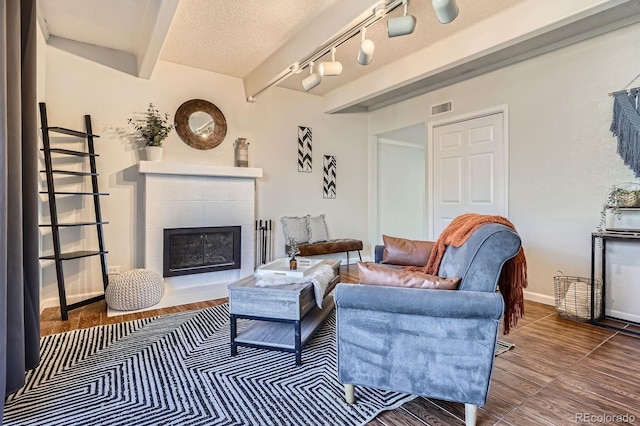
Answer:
254;258;322;278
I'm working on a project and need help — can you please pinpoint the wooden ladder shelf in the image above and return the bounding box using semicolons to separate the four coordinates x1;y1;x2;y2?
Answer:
39;102;109;320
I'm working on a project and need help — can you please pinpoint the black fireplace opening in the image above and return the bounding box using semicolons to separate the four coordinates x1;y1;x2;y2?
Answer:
163;226;241;277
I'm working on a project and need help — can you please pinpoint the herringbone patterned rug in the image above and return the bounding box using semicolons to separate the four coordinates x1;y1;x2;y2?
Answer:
4;304;414;426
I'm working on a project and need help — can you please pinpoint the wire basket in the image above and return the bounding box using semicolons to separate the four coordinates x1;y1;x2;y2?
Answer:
554;273;602;322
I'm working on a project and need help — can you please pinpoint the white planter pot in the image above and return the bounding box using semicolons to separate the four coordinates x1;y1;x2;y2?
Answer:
146;146;163;162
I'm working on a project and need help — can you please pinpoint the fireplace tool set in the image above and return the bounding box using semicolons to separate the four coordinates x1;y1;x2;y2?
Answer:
255;219;273;267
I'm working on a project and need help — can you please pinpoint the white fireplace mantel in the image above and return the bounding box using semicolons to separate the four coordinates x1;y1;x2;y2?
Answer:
114;161;263;316
139;161;263;179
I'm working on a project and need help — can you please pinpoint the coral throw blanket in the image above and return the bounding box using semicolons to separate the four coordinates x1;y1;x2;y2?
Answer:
421;214;527;334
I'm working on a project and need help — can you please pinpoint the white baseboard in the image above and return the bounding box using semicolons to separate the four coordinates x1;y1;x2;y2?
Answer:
350;255;371;264
40;291;104;313
523;290;555;306
41;281;232;317
605;309;640;324
39;256;370;315
107;280;229;317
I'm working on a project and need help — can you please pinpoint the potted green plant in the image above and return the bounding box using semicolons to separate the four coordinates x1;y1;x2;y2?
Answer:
128;103;174;161
599;184;640;231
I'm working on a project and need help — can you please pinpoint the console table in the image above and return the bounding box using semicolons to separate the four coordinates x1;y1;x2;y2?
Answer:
590;231;640;336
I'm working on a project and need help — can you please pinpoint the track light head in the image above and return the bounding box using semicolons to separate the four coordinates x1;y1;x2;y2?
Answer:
432;0;459;24
318;47;343;76
318;61;343;76
387;0;416;38
357;27;375;65
301;62;322;91
358;39;375;65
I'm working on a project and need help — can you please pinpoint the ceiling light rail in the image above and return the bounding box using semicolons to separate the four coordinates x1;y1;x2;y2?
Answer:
246;0;459;102
246;0;406;102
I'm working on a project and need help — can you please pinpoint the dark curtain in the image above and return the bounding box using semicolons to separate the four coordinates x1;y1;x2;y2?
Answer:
1;0;41;420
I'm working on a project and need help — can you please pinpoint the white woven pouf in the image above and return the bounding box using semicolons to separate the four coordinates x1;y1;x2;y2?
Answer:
106;269;165;311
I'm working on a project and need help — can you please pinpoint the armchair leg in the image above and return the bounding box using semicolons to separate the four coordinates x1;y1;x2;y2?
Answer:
464;404;477;426
344;384;355;404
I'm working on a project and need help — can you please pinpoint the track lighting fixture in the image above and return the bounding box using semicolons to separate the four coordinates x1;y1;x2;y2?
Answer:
357;27;375;65
301;62;322;91
387;0;416;38
318;47;343;76
246;0;463;102
432;0;459;24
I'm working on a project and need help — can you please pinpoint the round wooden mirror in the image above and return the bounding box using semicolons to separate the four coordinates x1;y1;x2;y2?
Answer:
174;99;227;150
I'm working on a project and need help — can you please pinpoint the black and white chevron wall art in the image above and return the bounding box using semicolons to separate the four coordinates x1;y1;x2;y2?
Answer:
298;126;312;172
323;155;337;199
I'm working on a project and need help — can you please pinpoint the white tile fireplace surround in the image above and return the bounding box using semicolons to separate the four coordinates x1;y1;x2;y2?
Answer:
115;161;263;316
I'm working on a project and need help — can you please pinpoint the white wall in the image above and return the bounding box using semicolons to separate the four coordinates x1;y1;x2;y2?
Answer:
376;138;426;242
368;22;640;307
40;47;368;309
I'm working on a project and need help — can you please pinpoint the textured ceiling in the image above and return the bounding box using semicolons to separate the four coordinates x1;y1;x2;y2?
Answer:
38;0;635;108
159;0;341;78
278;0;522;95
39;0;523;95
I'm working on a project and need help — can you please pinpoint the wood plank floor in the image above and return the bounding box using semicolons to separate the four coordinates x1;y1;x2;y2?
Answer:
40;265;640;426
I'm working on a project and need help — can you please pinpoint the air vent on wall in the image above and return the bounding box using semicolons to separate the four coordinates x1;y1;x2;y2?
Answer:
431;101;452;116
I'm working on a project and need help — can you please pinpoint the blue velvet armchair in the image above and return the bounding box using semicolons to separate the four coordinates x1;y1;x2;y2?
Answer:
334;223;521;426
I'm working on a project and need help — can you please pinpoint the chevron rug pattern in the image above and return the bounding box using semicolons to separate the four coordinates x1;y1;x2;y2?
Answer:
3;305;415;426
495;339;515;356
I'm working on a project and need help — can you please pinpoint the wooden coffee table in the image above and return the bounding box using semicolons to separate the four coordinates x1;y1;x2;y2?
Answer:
228;258;340;366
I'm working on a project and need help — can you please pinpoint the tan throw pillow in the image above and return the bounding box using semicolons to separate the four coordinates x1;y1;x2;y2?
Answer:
381;235;434;266
358;262;461;290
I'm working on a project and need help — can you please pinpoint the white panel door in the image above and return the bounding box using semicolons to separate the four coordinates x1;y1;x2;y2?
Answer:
432;112;506;237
